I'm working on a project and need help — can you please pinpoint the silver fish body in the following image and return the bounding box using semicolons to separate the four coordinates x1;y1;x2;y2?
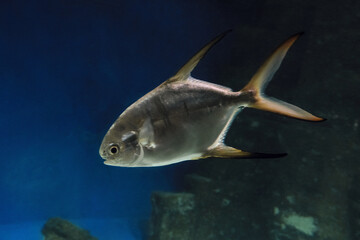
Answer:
101;77;243;167
99;31;324;167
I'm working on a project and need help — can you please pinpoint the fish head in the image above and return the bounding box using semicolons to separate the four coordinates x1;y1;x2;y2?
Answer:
99;129;144;167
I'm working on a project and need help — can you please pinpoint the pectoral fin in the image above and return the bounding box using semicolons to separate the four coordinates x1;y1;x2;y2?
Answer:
139;118;156;149
201;145;287;159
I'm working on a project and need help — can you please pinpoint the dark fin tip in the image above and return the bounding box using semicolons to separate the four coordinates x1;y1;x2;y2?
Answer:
294;31;305;37
218;29;233;40
316;118;327;122
235;152;288;159
292;116;327;123
254;152;288;159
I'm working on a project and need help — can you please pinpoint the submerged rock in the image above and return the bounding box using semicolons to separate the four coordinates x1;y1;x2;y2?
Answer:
42;217;97;240
149;175;272;240
149;192;196;240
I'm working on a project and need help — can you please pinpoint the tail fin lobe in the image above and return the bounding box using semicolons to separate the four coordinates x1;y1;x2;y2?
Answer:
241;32;324;122
251;96;324;122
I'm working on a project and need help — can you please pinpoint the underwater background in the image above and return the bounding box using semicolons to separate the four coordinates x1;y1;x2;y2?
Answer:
1;0;359;239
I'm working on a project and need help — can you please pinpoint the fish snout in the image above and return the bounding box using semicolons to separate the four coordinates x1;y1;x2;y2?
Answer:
99;147;108;160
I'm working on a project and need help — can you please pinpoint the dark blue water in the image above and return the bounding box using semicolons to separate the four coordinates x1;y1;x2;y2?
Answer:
0;0;296;239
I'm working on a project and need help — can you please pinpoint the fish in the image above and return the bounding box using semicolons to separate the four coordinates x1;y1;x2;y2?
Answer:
99;30;324;167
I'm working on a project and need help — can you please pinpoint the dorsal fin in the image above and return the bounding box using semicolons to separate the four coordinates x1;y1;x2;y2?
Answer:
164;30;232;85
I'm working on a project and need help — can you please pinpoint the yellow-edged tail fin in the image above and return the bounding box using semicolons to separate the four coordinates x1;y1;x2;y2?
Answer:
242;33;324;122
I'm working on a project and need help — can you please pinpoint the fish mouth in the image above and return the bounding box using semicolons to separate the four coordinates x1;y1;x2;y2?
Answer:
99;147;107;160
104;160;122;167
104;160;117;166
103;159;134;167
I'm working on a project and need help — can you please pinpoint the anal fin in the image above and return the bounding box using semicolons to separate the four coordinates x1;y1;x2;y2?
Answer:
203;145;287;159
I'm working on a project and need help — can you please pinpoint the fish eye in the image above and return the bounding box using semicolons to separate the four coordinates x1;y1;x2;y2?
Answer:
109;145;119;155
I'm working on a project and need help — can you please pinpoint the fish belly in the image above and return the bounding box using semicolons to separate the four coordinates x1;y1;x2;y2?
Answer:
142;105;237;166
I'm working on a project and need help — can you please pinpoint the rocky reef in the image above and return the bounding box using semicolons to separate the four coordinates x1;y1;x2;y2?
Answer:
42;217;97;240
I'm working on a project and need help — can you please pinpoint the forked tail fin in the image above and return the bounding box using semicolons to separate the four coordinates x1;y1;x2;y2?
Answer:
241;33;324;122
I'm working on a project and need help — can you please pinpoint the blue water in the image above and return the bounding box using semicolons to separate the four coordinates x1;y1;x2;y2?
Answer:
0;0;269;238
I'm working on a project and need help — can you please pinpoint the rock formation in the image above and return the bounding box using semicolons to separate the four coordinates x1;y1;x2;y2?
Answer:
42;217;97;240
